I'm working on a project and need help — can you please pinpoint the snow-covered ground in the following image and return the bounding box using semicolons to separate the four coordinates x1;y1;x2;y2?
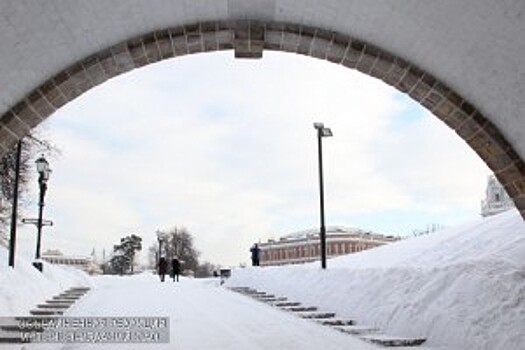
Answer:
226;209;525;350
0;209;523;349
7;274;390;350
0;247;91;316
69;275;388;350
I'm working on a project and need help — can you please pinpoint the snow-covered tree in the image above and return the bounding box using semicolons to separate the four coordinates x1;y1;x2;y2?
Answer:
107;253;130;275
107;234;142;274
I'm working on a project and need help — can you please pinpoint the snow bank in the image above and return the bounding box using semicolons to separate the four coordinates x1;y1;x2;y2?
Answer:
0;246;92;316
227;209;525;350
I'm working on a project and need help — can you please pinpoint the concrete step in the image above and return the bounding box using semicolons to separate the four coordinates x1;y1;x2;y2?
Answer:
52;296;79;300
248;291;266;296
60;292;85;297
46;299;75;304
260;297;288;303
238;291;261;296
0;288;90;344
257;298;278;303
254;294;276;299
62;289;87;293
238;290;258;295
49;300;76;305
317;318;355;326
298;312;336;319
333;325;380;335
229;287;253;292
30;309;64;316
282;306;318;312
0;331;28;344
37;304;70;309
268;297;287;301
274;301;301;307
233;287;258;292
360;334;426;347
235;287;427;347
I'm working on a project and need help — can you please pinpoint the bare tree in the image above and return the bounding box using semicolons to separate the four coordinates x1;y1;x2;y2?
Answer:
0;133;60;245
156;226;200;274
412;223;445;237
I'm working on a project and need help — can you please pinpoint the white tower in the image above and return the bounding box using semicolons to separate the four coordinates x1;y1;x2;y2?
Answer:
481;175;514;217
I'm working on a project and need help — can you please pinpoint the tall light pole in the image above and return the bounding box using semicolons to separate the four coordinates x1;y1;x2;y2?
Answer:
156;231;167;262
34;155;51;261
8;140;23;268
313;122;332;269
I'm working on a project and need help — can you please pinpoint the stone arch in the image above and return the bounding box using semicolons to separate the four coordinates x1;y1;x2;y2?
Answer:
0;20;523;218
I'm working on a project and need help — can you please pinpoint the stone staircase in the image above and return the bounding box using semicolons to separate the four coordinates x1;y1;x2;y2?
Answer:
229;286;427;348
0;286;90;344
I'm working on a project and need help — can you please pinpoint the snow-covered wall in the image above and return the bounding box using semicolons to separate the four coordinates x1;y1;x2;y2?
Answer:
227;209;525;350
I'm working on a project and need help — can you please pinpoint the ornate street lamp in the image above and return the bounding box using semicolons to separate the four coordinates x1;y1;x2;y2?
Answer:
33;155;51;271
313;122;333;269
156;230;168;260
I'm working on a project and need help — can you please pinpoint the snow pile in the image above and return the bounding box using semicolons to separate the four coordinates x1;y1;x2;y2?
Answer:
0;246;92;316
227;209;525;350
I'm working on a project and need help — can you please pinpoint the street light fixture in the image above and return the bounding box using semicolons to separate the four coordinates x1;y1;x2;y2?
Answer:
33;155;51;272
313;122;333;269
156;231;168;262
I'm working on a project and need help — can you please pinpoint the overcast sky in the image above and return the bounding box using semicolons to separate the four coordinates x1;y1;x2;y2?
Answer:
15;51;491;266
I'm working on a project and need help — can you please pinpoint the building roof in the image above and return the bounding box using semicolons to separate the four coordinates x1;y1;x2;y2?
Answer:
283;226;379;240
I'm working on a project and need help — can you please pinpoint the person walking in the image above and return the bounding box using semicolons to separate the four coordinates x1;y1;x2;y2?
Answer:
250;244;261;266
171;257;180;282
158;257;168;282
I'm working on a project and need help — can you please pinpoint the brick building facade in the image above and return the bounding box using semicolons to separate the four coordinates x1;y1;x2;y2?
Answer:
258;227;398;266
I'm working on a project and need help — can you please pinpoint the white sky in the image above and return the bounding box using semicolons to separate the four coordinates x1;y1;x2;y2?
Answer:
15;51;491;267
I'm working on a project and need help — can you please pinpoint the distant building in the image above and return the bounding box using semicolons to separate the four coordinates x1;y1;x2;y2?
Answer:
481;175;515;217
257;226;399;266
41;249;101;274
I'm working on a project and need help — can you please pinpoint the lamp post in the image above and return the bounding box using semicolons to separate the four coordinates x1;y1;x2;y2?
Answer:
313;122;332;269
35;155;51;259
8;140;23;268
156;231;167;262
34;156;51;270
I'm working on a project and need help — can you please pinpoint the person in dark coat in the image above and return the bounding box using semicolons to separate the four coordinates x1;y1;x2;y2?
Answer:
250;244;261;266
171;257;180;282
158;257;168;282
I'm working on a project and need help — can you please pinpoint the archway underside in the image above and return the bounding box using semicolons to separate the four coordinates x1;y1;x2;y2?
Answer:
0;20;523;218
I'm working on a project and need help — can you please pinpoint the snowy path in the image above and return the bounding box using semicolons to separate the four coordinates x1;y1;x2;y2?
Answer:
27;273;383;349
